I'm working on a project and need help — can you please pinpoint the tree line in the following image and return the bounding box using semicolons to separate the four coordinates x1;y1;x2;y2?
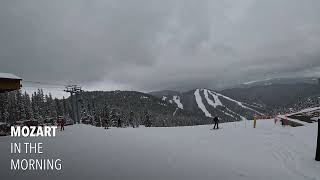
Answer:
0;89;213;127
0;89;71;123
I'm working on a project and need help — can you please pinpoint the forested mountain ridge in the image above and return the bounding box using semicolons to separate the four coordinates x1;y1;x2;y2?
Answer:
150;88;266;122
0;90;212;127
79;91;210;126
0;89;71;124
2;81;319;127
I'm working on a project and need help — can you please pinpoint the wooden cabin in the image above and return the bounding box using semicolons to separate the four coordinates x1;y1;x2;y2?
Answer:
0;73;22;93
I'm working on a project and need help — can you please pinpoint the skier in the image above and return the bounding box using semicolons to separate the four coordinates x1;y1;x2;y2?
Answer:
117;116;122;128
60;118;65;131
274;115;278;124
280;119;285;126
213;116;219;129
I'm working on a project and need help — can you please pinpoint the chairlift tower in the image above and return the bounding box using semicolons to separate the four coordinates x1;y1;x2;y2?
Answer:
64;85;82;123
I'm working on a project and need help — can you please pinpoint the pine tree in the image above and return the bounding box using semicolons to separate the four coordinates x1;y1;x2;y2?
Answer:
62;96;70;117
0;93;9;123
24;92;33;120
49;94;57;118
7;91;18;123
144;111;152;127
31;92;40;119
45;94;51;118
129;110;135;128
38;89;45;119
16;90;26;121
55;98;63;117
102;102;109;128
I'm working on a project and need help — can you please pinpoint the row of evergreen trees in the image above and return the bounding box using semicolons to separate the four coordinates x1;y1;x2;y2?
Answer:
0;89;71;123
0;89;153;127
0;89;209;127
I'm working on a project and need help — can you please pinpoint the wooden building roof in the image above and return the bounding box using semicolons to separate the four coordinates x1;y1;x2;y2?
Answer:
0;73;22;93
0;73;22;80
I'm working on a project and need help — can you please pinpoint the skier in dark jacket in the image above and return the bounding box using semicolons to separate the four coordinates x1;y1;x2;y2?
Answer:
213;116;219;129
60;118;65;131
117;116;122;128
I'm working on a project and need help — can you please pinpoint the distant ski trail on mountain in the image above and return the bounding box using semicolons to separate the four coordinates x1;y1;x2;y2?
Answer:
173;96;184;109
214;91;264;115
205;89;223;108
194;89;212;117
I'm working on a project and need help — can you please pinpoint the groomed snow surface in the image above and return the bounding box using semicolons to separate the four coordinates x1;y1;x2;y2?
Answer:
1;120;319;180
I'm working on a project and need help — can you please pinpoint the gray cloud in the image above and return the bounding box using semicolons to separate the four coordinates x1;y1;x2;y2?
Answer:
0;0;320;93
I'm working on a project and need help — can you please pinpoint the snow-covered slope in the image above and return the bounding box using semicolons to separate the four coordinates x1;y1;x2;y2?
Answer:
204;89;222;108
213;91;263;115
193;89;263;120
2;119;319;180
160;95;184;110
152;88;265;122
194;89;212;117
173;95;183;109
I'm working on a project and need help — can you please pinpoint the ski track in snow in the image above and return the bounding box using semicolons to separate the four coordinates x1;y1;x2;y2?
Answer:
194;89;212;117
263;131;316;180
173;96;184;109
173;108;179;116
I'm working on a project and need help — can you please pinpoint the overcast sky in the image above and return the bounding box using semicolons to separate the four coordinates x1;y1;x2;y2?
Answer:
1;0;320;94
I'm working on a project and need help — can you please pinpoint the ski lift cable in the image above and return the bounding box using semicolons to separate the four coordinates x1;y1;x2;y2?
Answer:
23;80;71;87
22;85;66;89
22;80;85;92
